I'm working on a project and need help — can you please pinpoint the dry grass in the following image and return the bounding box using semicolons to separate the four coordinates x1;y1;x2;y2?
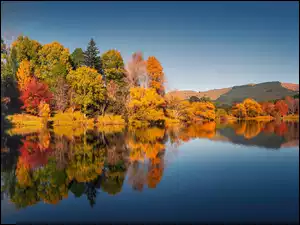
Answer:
6;126;43;136
50;111;94;127
96;115;125;125
283;114;299;121
244;116;275;121
97;125;125;133
6;114;44;127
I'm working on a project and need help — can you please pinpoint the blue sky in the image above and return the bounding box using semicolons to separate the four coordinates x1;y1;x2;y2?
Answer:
1;1;299;91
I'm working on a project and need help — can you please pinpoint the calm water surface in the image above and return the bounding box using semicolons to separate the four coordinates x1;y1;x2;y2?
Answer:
1;121;299;223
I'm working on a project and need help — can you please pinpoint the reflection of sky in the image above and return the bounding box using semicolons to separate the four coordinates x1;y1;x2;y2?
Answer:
1;2;299;91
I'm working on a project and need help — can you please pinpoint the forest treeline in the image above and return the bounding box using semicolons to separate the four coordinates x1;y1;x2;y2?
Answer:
1;36;299;128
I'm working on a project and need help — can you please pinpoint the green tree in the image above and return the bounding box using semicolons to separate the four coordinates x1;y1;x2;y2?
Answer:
12;36;42;67
1;41;21;114
101;49;125;84
36;42;71;90
66;66;106;115
71;48;85;69
189;96;200;103
84;38;101;73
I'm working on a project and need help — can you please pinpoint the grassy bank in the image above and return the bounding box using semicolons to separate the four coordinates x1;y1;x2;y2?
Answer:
283;115;299;121
6;114;44;127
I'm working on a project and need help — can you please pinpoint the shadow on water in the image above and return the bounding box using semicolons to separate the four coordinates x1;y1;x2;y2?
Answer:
1;120;299;209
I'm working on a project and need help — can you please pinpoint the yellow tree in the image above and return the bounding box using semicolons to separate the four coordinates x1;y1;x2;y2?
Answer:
189;102;216;121
146;56;165;96
12;36;42;66
128;87;165;125
66;66;106;115
16;60;32;91
165;95;190;122
36;42;72;86
232;103;247;119
243;98;263;117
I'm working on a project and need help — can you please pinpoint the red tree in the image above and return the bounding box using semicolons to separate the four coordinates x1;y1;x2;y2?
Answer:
20;78;53;115
261;102;275;116
285;96;296;115
274;100;288;117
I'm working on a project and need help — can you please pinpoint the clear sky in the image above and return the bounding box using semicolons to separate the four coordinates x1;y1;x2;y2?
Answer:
1;1;299;91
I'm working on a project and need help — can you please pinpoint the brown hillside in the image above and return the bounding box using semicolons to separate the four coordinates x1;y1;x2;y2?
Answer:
166;81;299;104
166;87;231;100
281;83;299;91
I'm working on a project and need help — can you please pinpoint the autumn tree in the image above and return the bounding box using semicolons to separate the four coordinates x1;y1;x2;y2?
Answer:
285;96;298;115
146;56;165;96
38;100;50;124
84;38;101;73
274;100;288;117
231;103;247;119
189;101;216;121
125;52;147;88
66;66;106;115
53;77;69;112
128;87;165;125
20;78;53;115
12;36;42;66
165;95;190;122
101;49;125;85
16;60;32;91
103;80;125;115
36;42;71;88
71;48;85;69
243;98;263;117
294;99;299;114
261;102;275;116
216;108;228;119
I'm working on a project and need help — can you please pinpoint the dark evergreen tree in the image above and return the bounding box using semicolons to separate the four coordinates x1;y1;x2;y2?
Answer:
84;39;102;73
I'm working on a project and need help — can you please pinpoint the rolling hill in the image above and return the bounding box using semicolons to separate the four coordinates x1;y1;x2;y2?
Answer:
167;81;299;105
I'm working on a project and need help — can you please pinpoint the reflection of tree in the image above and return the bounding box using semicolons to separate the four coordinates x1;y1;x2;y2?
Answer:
101;131;129;195
127;162;147;191
166;122;216;145
127;127;167;191
69;180;85;198
10;184;39;209
284;121;299;142
34;159;69;204
274;122;288;137
147;151;165;189
231;121;262;139
66;135;105;183
101;163;126;195
244;122;262;139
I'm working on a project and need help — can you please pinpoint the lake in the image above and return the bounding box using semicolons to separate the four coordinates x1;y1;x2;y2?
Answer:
1;120;299;224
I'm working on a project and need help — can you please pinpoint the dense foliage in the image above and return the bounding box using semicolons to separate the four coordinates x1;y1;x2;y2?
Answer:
1;35;299;127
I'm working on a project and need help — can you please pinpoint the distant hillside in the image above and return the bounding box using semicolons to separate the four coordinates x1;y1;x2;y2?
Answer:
166;81;299;105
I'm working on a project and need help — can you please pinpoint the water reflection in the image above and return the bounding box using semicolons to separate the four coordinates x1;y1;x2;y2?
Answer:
1;121;299;209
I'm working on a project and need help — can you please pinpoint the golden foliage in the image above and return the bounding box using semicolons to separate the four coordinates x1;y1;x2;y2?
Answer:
128;87;165;124
146;56;165;96
243;98;263;117
16;60;32;91
6;114;44;127
51;111;94;128
96;115;125;125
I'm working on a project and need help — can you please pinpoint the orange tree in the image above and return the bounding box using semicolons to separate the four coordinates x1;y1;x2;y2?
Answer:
146;56;165;96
